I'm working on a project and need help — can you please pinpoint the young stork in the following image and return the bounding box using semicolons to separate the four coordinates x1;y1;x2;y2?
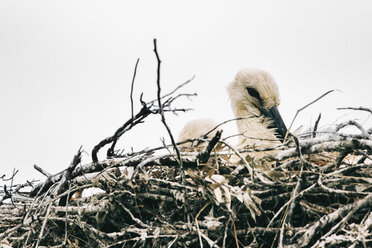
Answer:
178;68;287;153
227;67;287;149
177;118;222;151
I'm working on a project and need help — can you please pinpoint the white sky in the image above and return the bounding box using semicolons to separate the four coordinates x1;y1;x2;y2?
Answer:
1;0;371;184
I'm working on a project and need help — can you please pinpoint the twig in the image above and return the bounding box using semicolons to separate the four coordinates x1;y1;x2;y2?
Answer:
197;130;222;164
107;58;141;159
55;146;82;206
1;169;19;181
219;140;254;181
94;103;153;162
64;184;71;245
92;71;194;162
153;39;190;226
130;58;140;124
334;120;371;139
153;39;182;170
278;163;304;248
337;106;372;115
231;218;239;248
284;90;335;142
318;174;369;195
195;202;210;248
148;75;196;105
204;117;253;138
167;236;179;248
29;165;61;197
276;137;372;161
299;193;372;247
33;164;53;178
115;199;150;228
35;201;53;248
222;217;229;248
291;134;305;162
153;39;187;183
312;113;321;138
266;184;317;230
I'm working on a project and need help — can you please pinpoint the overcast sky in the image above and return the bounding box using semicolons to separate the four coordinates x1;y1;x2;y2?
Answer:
1;0;371;184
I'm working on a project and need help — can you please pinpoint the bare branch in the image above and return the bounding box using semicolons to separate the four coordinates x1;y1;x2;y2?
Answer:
337;106;372;115
284;89;335;141
197;130;222;164
312;113;321;138
334;120;371;139
153;39;184;175
130;58;140;124
299;193;372;247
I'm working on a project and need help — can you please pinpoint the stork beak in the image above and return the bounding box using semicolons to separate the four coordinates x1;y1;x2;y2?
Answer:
260;106;288;142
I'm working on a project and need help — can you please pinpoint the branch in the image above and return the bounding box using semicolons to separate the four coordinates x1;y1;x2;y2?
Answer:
284;90;335;141
130;58;140;123
93;103;153;162
312;113;321;138
334;120;371;139
56;146;83;206
197;130;222;164
29;147;82;198
92;60;195;162
153;39;184;174
337;106;372;115
299;193;372;247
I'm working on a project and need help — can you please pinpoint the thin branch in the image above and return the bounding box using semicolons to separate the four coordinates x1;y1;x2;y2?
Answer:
1;169;19;181
197;130;222;164
278;164;304;248
34;164;53;178
219;140;254;181
93;103;153;162
204;117;252;138
337;106;372;115
153;39;184;176
299;193;372;247
130;58;140;124
153;38;191;227
284;90;335;142
92;65;194;162
312;113;321;138
334;120;371;139
148;76;196;105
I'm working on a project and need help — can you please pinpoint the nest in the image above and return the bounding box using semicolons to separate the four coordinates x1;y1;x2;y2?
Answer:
1;130;372;248
1;41;371;247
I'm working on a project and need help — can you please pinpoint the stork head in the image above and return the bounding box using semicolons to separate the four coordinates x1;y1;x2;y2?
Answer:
227;68;287;143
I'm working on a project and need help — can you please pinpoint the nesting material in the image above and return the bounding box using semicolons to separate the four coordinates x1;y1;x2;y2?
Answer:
1;42;371;247
1;124;371;248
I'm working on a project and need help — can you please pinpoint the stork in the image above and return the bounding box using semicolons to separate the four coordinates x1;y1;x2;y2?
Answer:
227;67;287;148
178;68;287;151
177;118;222;151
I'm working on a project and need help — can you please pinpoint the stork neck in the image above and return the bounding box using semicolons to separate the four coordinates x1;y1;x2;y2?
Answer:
234;104;280;148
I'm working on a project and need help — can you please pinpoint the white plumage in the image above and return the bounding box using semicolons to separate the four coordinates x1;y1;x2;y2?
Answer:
177;118;221;151
178;68;287;150
227;67;287;148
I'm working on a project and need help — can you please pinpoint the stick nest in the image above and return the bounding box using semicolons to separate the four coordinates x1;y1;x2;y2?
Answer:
2;122;372;248
1;41;371;247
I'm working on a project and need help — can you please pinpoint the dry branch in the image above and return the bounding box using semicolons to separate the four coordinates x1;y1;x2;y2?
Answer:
337;106;372;115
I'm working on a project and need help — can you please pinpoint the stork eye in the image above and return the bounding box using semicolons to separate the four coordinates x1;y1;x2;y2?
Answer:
247;88;261;101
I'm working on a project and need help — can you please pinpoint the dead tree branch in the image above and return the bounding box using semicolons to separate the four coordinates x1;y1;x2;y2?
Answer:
337;106;372;115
